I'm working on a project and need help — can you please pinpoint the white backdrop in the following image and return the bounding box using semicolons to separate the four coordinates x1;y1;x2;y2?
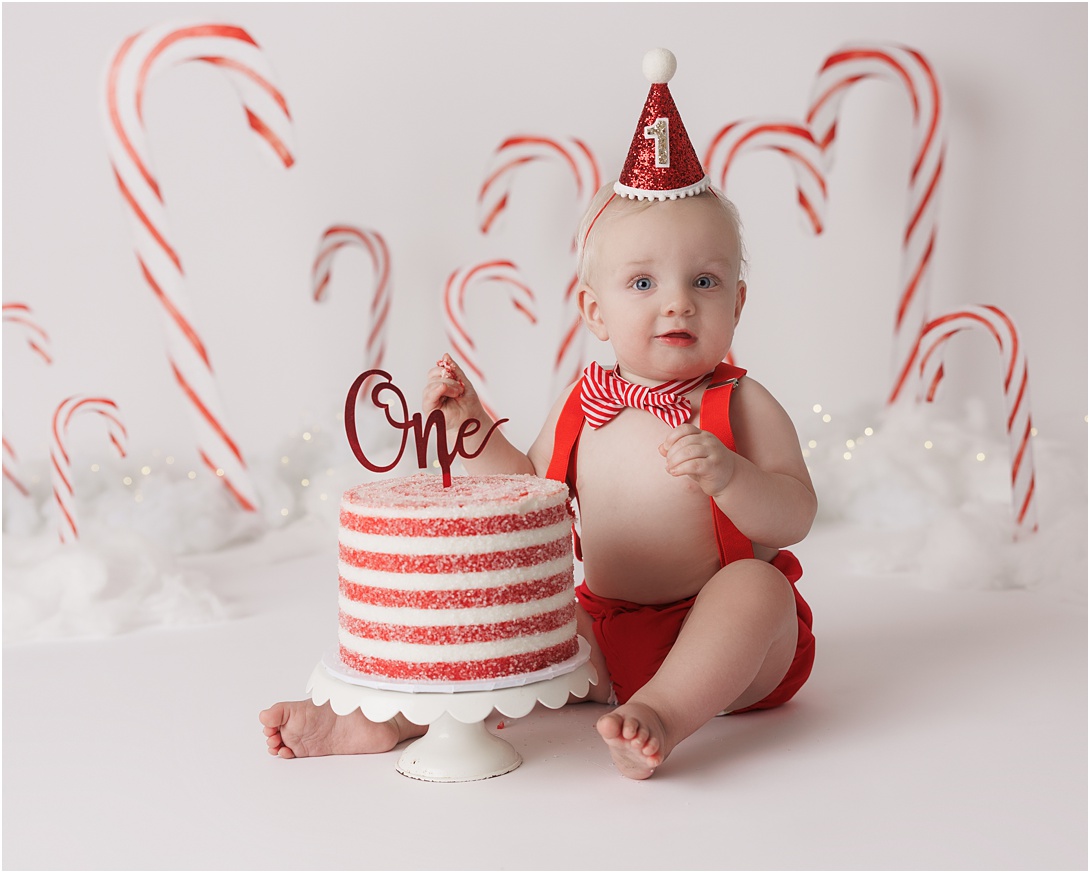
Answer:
3;2;1086;525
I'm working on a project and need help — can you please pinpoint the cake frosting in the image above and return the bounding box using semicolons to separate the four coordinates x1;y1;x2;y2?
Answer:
337;473;578;682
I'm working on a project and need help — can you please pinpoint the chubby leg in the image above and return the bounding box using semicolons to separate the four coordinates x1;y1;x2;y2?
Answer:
259;700;425;759
596;558;798;779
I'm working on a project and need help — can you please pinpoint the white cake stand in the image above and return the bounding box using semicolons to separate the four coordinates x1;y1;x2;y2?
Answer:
307;638;597;782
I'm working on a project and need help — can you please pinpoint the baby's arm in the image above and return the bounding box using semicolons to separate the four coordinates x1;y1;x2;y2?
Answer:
422;354;534;475
660;377;816;547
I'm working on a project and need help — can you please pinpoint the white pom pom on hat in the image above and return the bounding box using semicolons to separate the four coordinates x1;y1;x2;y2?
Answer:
641;48;677;84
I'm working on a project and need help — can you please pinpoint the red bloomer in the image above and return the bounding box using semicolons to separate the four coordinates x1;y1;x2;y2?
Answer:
575;550;814;710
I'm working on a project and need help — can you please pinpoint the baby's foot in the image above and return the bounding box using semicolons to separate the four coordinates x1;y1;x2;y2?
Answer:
596;702;669;780
259;700;419;759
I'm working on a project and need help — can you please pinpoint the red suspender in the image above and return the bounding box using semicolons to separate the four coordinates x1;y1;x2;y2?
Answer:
545;363;754;566
700;363;755;564
546;385;586;559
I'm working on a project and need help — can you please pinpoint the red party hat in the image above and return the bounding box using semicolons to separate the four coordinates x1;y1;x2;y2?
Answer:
614;48;709;201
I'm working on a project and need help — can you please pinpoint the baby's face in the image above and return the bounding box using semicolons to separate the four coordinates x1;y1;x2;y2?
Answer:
580;195;746;385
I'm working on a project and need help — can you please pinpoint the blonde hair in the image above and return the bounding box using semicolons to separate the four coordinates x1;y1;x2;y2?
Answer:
575;182;748;284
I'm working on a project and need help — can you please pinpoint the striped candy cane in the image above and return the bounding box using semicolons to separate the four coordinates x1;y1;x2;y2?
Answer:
3;302;53;365
3;303;53;495
51;396;128;544
103;22;295;512
3;439;30;497
442;260;537;420
913;305;1038;538
478;135;601;236
807;43;946;405
312;225;392;374
704;118;829;235
478;135;601;397
704;119;829;366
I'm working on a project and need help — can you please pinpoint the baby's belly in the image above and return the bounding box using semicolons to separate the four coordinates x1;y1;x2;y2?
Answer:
576;485;725;604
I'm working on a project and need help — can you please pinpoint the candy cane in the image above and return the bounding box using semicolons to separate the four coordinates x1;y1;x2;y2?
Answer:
807;43;945;405
479;135;601;395
50;396;128;544
3;439;30;497
478;135;601;236
3;303;53;495
442;260;537;420
311;225;391;374
704;119;828;235
103;22;295;512
552;275;585;394
913;305;1037;538
3;302;53;365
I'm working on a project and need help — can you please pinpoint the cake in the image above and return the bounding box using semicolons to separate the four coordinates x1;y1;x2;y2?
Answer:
337;473;578;683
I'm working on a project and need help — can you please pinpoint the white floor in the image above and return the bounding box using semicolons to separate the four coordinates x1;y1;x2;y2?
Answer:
3;523;1086;871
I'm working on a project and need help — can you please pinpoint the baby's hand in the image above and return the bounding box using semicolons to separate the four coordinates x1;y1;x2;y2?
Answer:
660;423;736;498
423;354;486;430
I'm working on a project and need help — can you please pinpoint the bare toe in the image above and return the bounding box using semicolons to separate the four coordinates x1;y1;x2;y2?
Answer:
596;702;668;780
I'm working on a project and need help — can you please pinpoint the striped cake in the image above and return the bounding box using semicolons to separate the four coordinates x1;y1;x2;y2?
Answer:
337;473;578;682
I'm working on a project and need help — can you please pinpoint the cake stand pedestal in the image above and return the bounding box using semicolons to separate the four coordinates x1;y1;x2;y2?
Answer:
307;639;597;782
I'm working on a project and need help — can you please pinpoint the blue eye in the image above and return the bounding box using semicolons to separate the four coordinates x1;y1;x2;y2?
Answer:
633;277;653;291
694;275;718;289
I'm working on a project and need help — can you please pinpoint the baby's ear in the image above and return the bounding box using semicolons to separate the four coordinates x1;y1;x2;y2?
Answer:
577;286;610;341
734;281;747;324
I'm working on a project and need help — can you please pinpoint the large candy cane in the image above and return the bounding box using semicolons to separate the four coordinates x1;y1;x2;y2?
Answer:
103;23;295;512
442;260;537;420
311;225;391;373
478;135;601;236
479;135;601;395
807;43;945;405
704;119;829;364
51;396;128;544
913;305;1037;538
3;303;53;495
705;119;828;235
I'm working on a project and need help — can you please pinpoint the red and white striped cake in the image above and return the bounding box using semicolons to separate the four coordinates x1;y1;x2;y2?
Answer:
338;473;578;683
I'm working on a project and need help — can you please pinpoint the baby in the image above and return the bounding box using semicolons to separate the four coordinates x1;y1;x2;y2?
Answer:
262;49;816;779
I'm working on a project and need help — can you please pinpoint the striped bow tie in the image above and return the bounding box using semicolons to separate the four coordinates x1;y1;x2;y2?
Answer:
581;362;711;429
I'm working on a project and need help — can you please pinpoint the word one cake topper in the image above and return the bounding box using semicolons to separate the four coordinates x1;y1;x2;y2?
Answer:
345;368;507;487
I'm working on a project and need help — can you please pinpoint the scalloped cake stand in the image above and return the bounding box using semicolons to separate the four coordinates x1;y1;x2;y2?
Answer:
307;638;597;782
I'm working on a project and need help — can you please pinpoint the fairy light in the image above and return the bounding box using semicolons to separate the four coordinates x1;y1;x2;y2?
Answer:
302;432;312;441
864;427;874;436
301;478;310;487
281;456;290;465
807;440;817;449
122;475;133;486
90;463;100;473
141;465;151;476
280;508;289;517
845;439;855;449
842;451;852;461
976;452;986;462
822;414;832;423
924;441;933;449
812;404;822;413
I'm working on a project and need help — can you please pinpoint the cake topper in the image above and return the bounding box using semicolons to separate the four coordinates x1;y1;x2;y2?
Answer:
345;369;506;487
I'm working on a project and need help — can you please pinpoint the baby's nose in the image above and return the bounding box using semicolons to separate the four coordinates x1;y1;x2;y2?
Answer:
662;287;697;315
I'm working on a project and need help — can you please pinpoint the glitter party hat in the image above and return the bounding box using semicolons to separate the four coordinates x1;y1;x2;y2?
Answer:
614;48;709;201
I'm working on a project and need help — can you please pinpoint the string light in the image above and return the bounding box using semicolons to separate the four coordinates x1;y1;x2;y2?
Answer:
187;471;197;480
863;427;874;436
807;440;817;449
301;478;310;487
812;404;822;413
90;463;100;472
924;441;933;449
122;475;133;486
976;452;986;461
140;465;151;476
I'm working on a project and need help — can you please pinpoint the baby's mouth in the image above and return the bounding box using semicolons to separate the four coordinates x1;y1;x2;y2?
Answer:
656;330;696;345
